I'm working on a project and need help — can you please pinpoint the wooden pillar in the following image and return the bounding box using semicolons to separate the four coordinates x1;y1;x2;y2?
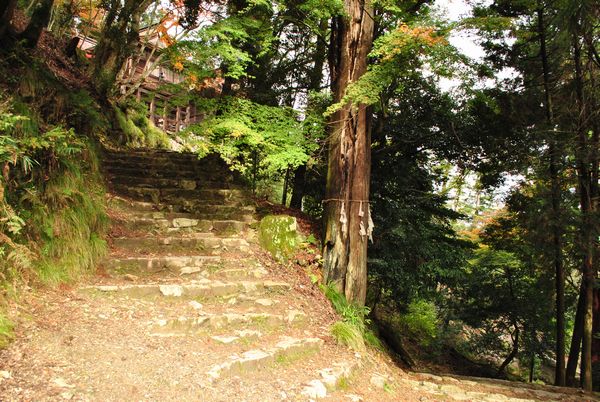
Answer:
175;106;181;132
162;103;168;131
185;104;191;126
149;97;156;124
136;88;141;102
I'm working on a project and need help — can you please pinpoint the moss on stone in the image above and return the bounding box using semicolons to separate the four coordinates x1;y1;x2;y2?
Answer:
258;215;300;263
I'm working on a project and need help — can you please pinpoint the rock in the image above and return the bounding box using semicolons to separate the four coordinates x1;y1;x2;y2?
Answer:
286;310;305;323
302;380;327;399
123;274;138;281
255;298;275;306
258;215;300;262
370;374;387;389
172;218;199;228
0;370;11;379
188;301;203;310
345;394;363;402
180;266;202;275
439;384;470;400
180;180;196;190
211;335;239;344
53;378;75;388
159;284;183;297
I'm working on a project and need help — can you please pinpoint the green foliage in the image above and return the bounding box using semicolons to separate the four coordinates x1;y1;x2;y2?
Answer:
113;104;171;149
0;310;13;348
0;100;108;286
326;21;454;115
180;96;325;196
331;321;365;351
399;299;439;346
322;283;382;350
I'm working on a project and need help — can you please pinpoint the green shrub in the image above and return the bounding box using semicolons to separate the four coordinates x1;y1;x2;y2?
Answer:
0;310;13;348
322;283;382;350
400;299;439;346
1;103;108;285
113;104;171;149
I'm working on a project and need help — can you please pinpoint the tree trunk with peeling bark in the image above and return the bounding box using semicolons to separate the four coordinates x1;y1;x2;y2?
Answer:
322;0;374;305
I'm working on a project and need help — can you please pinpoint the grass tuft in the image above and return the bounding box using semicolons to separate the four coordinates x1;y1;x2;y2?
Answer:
322;283;383;351
0;310;14;349
331;320;365;351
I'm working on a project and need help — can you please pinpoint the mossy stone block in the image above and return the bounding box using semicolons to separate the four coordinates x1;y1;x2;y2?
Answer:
258;215;299;262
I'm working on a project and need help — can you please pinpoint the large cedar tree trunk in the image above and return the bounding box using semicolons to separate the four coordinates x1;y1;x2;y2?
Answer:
322;0;374;305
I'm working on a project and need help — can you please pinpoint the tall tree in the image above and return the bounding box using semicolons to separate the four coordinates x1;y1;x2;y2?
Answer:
322;0;374;304
536;2;565;386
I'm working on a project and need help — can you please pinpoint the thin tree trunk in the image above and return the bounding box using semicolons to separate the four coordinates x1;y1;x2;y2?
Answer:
322;0;374;305
497;324;520;377
289;164;306;209
572;27;594;392
567;280;585;386
289;19;329;209
281;167;290;206
529;352;535;383
537;4;565;386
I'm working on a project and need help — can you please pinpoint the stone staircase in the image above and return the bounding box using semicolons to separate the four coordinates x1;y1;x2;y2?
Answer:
93;149;359;400
0;148;596;401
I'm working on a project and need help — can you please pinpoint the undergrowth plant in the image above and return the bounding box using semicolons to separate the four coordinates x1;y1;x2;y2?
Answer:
322;283;383;351
0;100;108;286
113;103;171;149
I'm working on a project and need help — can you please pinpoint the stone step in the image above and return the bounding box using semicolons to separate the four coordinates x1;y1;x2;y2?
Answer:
106;257;268;280
301;359;363;399
110;185;251;205
152;310;306;335
111;235;251;255
107;196;255;215
207;336;323;380
124;211;254;224
106;174;241;190
82;279;291;300
103;150;222;165
113;216;250;235
104;165;230;180
103;255;221;272
210;330;262;345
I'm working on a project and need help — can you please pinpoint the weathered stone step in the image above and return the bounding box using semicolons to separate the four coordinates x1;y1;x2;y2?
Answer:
113;216;250;235
152;310;306;335
111;185;251;205
83;279;291;300
103;255;221;271
401;372;594;402
106;256;268;280
125;211;254;224
106;174;241;190
207;336;323;380
108;196;255;215
111;235;251;254
104;165;232;180
103;150;221;165
302;359;363;399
